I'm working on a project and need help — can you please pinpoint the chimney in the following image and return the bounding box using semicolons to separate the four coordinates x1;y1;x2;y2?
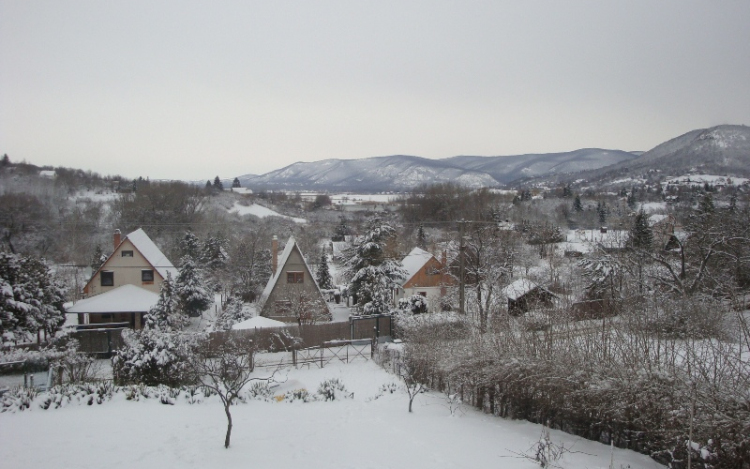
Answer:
600;226;608;234
272;235;278;275
441;250;447;266
113;229;121;250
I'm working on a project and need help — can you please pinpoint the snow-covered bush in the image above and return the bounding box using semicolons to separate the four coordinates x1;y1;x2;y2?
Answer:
1;385;37;413
112;329;195;387
316;378;351;401
284;388;312;403
246;381;273;401
398;294;427;314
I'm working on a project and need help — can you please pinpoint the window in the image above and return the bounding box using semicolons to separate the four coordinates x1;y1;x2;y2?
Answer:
101;271;114;286
141;270;154;282
121;250;134;257
418;291;427;297
275;300;292;315
287;271;304;283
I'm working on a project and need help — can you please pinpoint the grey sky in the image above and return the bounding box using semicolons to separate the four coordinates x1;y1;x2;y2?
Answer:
2;1;749;181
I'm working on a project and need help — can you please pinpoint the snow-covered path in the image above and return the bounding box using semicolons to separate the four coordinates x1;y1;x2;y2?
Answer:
0;361;663;469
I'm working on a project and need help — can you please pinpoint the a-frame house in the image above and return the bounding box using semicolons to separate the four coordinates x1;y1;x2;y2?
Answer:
258;236;329;323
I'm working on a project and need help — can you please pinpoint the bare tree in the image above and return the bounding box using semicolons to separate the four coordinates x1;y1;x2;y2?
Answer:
189;334;275;448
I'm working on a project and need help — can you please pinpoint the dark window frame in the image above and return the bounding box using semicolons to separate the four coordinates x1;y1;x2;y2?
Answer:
286;271;304;283
141;270;154;282
121;250;134;257
101;271;114;286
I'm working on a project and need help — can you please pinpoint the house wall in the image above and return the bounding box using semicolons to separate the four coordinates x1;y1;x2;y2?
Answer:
400;257;452;312
84;239;164;297
261;246;328;322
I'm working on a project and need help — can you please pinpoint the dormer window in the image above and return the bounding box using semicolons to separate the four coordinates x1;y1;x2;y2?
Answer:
122;250;134;257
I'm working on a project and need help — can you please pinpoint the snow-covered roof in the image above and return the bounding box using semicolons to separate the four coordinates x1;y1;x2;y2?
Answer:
125;228;178;280
401;247;435;286
66;284;158;313
258;237;322;310
501;278;553;301
231;316;286;330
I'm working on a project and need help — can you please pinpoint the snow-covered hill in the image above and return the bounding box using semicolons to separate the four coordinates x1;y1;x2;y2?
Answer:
236;150;638;191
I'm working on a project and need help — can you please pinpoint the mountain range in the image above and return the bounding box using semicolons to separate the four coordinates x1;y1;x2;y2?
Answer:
234;125;749;192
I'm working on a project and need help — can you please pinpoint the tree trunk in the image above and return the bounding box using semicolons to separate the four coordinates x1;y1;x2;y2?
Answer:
224;403;233;448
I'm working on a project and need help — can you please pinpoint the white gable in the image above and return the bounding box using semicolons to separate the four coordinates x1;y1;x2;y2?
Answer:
125;228;178;280
258;237;321;310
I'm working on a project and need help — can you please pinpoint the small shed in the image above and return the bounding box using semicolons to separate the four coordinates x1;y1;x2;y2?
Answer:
501;279;557;316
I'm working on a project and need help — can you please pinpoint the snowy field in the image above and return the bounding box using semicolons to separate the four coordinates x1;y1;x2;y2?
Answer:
1;360;664;469
228;202;307;223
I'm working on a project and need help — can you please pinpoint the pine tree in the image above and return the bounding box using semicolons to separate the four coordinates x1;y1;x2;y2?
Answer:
232;177;241;188
90;245;106;272
175;256;213;318
697;193;715;215
344;219;406;314
630;209;653;250
416;223;427;249
573;195;583;212
179;231;202;260
627;191;637;210
0;253;66;345
597;201;608;224
316;253;334;290
144;273;186;332
213;176;224;192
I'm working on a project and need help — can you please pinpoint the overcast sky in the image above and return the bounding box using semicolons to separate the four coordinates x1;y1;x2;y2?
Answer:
1;1;749;181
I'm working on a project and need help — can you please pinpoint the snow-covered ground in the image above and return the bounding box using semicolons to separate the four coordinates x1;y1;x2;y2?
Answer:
0;359;664;469
228;202;307;223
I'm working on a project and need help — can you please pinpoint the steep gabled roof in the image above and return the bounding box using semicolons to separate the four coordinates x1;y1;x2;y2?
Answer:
125;228;178;279
401;247;436;286
258;237;322;310
83;228;178;295
66;284;158;313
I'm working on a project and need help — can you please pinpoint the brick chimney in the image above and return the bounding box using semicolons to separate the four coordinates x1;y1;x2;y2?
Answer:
272;235;278;275
113;229;121;250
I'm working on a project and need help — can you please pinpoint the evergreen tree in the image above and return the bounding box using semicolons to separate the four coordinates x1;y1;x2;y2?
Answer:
630;209;653;250
212;176;224;192
597;201;608;224
179;231;202;260
232;177;241;188
205;180;212;191
201;235;228;272
697;193;715;215
344;219;406;315
144;273;186;332
90;245;106;272
416;223;427;249
573;195;583;212
175;256;213;318
0;252;66;345
627;191;637;210
316;253;334;290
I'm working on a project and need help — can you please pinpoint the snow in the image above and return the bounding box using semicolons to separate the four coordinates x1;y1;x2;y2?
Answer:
65;284;159;314
229;202;307;223
231;316;286;330
662;174;749;187
502;278;543;301
0;359;664;469
400;247;434;285
125;228;179;280
640;202;667;213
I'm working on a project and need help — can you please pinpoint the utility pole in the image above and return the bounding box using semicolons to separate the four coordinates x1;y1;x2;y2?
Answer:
459;219;465;315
